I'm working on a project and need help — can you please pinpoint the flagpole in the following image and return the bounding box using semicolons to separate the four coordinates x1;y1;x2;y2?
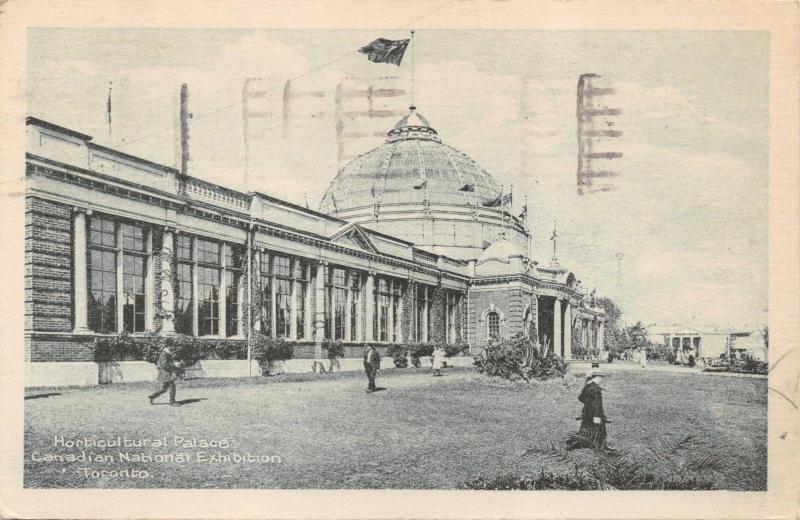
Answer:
107;81;113;146
410;29;415;108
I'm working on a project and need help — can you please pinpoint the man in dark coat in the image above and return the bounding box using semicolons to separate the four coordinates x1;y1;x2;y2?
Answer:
566;370;616;453
148;345;181;406
363;345;381;392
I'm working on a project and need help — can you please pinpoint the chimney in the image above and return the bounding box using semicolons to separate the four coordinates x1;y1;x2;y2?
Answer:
180;83;191;175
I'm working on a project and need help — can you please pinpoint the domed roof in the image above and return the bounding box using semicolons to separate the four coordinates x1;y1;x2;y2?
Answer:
319;107;502;213
480;238;524;263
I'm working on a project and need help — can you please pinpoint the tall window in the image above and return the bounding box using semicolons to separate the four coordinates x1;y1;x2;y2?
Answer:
175;235;193;335
331;268;348;340
487;311;500;340
274;255;292;338
88;216;117;333
121;223;146;333
325;267;360;341
225;244;243;337
294;259;307;340
258;251;271;336
375;278;391;342
196;238;220;336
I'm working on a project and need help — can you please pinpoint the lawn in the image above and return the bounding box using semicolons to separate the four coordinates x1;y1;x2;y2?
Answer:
24;367;767;489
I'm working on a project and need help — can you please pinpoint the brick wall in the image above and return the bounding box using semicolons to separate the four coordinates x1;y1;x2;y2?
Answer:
28;333;95;362
25;197;73;334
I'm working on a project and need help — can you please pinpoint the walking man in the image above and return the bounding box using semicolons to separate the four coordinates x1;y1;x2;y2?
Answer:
148;344;182;406
363;344;381;392
566;369;617;453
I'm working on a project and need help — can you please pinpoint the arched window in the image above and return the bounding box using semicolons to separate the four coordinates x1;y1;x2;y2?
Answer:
487;311;500;340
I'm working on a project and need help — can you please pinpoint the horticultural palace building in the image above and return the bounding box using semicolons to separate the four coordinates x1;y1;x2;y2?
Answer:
24;108;606;386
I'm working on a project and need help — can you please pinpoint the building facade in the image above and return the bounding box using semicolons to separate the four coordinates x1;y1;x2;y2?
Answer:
24;110;605;386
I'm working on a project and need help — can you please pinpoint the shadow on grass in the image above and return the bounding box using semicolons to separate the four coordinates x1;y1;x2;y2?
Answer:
151;398;208;406
24;392;62;400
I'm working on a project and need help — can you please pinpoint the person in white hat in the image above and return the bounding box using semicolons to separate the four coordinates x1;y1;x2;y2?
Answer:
566;369;617;453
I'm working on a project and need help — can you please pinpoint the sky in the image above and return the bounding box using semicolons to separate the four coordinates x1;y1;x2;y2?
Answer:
27;28;769;330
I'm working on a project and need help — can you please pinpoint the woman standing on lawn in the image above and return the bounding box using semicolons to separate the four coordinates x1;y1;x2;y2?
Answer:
566;370;617;453
431;346;445;376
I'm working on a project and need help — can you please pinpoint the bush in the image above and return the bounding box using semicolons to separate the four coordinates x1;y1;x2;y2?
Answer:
387;343;408;368
443;342;469;357
321;339;345;359
94;333;246;365
462;435;722;490
473;334;566;381
251;334;293;374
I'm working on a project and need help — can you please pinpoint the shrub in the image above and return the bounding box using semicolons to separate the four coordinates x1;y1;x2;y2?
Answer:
510;434;720;490
251;334;293;374
387;343;408;368
95;333;247;365
321;339;345;359
473;334;566;381
443;342;469;357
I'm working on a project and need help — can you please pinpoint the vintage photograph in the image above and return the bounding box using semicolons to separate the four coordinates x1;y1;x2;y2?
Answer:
21;24;772;494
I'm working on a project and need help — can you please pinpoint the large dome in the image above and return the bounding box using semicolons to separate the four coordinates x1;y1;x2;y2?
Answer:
319;107;528;260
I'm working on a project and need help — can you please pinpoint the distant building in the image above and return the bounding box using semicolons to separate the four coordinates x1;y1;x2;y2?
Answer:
24;107;605;386
647;325;767;363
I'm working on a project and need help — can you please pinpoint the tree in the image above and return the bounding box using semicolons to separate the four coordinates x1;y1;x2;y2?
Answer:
595;297;626;353
627;321;649;350
762;325;768;351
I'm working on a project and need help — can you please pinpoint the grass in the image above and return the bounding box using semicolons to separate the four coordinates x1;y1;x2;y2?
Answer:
24;367;767;489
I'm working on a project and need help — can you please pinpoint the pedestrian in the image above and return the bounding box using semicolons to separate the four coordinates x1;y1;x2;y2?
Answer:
566;369;616;453
431;345;445;376
639;346;647;368
363;344;381;393
148;344;182;406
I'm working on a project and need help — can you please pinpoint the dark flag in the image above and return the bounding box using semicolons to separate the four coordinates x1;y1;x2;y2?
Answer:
459;183;475;192
413;179;427;190
107;84;112;124
482;196;502;207
502;192;513;206
518;204;528;220
358;38;411;66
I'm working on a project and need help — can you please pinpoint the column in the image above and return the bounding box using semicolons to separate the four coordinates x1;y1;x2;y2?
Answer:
219;244;228;337
115;224;124;332
160;228;176;334
365;271;375;342
314;261;326;343
395;281;404;344
553;298;562;356
289;258;298;340
387;279;394;343
598;321;605;352
563;302;572;359
344;271;353;342
422;285;429;342
72;208;91;332
304;263;312;339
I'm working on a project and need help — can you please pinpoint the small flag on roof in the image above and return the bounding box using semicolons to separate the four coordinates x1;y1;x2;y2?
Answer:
482;196;502;207
358;38;411;66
